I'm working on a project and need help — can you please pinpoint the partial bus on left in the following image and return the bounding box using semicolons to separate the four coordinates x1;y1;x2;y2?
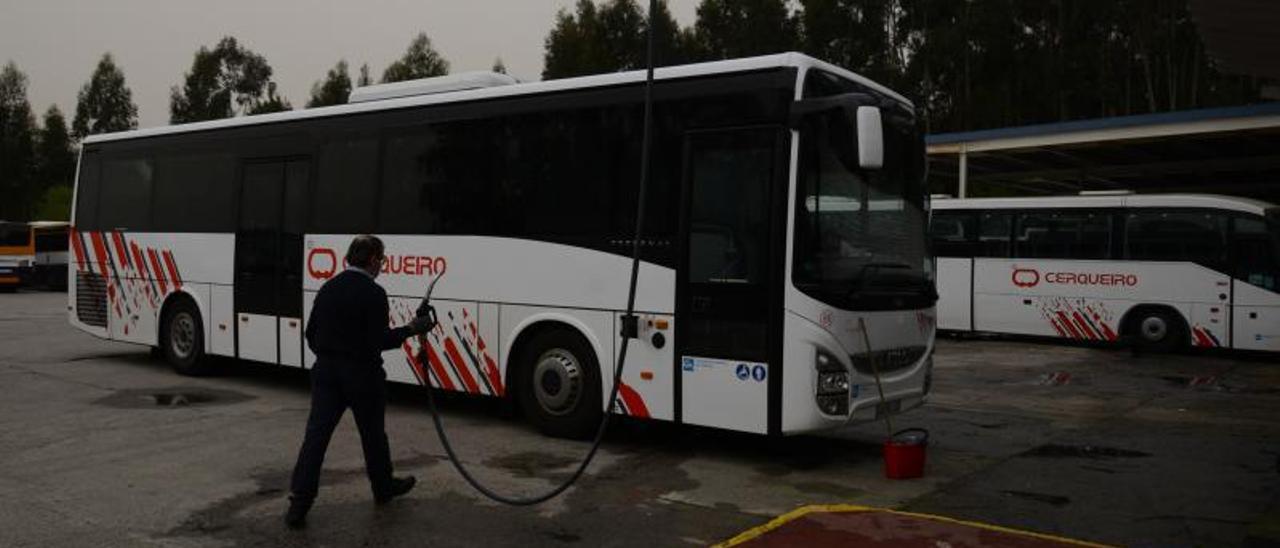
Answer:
0;221;33;291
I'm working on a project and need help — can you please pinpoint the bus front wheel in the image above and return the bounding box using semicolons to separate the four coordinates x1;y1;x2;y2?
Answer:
516;328;602;440
1129;307;1187;353
160;299;213;376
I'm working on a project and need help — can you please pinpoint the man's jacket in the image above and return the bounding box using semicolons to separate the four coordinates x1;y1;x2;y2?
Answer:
305;268;413;376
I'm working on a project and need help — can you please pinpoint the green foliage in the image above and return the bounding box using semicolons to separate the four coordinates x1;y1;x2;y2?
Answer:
0;61;38;220
542;0;687;79
248;82;292;115
798;0;899;86
537;0;1269;132
307;60;352;108
32;184;72;221
71;54;139;140
381;33;450;83
170;37;291;123
693;0;799;60
37;106;75;190
895;0;1269;132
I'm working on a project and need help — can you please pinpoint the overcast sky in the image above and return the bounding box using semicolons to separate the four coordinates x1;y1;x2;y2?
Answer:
0;0;701;128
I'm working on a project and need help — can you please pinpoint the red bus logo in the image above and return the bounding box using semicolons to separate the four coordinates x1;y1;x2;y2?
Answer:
307;247;338;280
1012;267;1040;288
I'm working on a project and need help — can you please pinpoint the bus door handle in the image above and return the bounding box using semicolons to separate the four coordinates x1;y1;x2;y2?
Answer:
1022;299;1032;305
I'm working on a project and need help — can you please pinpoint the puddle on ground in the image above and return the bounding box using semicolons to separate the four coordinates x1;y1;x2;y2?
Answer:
1003;490;1071;507
93;387;255;409
1020;443;1151;459
485;451;580;480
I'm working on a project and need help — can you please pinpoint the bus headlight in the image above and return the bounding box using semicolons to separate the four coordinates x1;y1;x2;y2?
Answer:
815;349;849;416
818;371;849;394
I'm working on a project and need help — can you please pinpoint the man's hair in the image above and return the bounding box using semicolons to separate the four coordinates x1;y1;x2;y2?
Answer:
346;235;385;270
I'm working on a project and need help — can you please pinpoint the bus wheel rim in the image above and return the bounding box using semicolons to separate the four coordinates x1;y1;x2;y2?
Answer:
1140;316;1167;341
533;348;581;416
172;313;196;359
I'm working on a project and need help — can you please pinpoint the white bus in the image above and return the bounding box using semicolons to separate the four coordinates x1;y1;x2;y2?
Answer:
930;193;1280;352
68;53;936;437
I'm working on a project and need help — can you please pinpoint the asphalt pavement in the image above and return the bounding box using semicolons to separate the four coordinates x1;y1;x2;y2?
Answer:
1;290;1277;547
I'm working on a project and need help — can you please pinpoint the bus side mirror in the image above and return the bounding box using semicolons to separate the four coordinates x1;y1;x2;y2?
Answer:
854;106;884;170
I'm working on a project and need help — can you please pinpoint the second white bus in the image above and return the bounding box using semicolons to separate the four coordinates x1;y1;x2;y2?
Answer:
931;193;1280;352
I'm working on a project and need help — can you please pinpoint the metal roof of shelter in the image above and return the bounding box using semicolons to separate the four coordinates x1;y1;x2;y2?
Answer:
925;103;1280;203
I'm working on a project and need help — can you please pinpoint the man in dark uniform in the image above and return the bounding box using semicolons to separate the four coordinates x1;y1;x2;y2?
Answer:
285;235;434;529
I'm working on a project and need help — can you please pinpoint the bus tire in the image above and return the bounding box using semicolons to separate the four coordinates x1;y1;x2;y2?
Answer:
160;298;213;376
516;328;602;440
1128;307;1187;353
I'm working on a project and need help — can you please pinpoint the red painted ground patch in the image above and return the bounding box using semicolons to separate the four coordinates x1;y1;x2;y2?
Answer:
718;505;1109;548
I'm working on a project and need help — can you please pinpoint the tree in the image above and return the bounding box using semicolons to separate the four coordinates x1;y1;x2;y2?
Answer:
692;0;799;60
32;184;72;221
357;63;373;87
0;62;38;220
36;106;75;191
170;37;290;123
799;0;901;87
307;60;352;108
248;82;292;115
71;53;138;140
542;0;686;79
381;33;450;83
491;57;507;74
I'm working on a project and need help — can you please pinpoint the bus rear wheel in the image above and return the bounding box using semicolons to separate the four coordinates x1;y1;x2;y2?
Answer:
161;299;213;376
1130;308;1187;353
516;329;602;440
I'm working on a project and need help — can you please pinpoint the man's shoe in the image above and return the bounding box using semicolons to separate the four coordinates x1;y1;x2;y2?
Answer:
375;475;416;505
284;497;312;529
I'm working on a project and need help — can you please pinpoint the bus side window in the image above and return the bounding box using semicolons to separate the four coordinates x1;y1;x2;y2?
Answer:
98;156;153;231
1016;211;1109;259
1234;216;1278;291
313;135;378;234
977;212;1012;257
930;212;975;257
153;153;236;232
74;152;101;230
1125;210;1227;270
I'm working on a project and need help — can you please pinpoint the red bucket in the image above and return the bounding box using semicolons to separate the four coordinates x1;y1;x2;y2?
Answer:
883;428;928;479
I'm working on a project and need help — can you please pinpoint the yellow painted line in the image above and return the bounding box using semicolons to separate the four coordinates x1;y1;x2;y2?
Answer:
715;503;1116;548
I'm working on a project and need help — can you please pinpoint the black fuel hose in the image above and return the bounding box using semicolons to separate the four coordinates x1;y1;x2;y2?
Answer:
414;0;659;506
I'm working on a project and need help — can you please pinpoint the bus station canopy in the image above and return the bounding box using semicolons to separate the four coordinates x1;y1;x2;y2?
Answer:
926;102;1280;203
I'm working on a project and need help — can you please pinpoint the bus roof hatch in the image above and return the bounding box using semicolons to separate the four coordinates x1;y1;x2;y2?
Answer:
347;71;519;104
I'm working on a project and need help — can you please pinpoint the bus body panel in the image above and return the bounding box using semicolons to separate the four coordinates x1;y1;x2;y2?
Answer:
971;258;1230;345
68;230;230;349
936;257;973;331
304;233;678;422
780;288;934;434
1233;280;1280;351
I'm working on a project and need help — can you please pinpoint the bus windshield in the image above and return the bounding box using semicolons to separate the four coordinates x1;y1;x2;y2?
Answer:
793;100;932;310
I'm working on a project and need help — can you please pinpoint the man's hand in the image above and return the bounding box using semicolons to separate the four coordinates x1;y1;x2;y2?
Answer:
409;315;435;335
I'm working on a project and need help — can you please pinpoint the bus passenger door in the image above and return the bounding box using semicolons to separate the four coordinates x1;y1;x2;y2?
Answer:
676;128;782;435
235;159;309;365
1231;215;1280;351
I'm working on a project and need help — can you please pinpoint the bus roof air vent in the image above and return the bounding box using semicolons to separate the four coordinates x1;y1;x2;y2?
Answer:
348;71;519;103
1077;190;1134;196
